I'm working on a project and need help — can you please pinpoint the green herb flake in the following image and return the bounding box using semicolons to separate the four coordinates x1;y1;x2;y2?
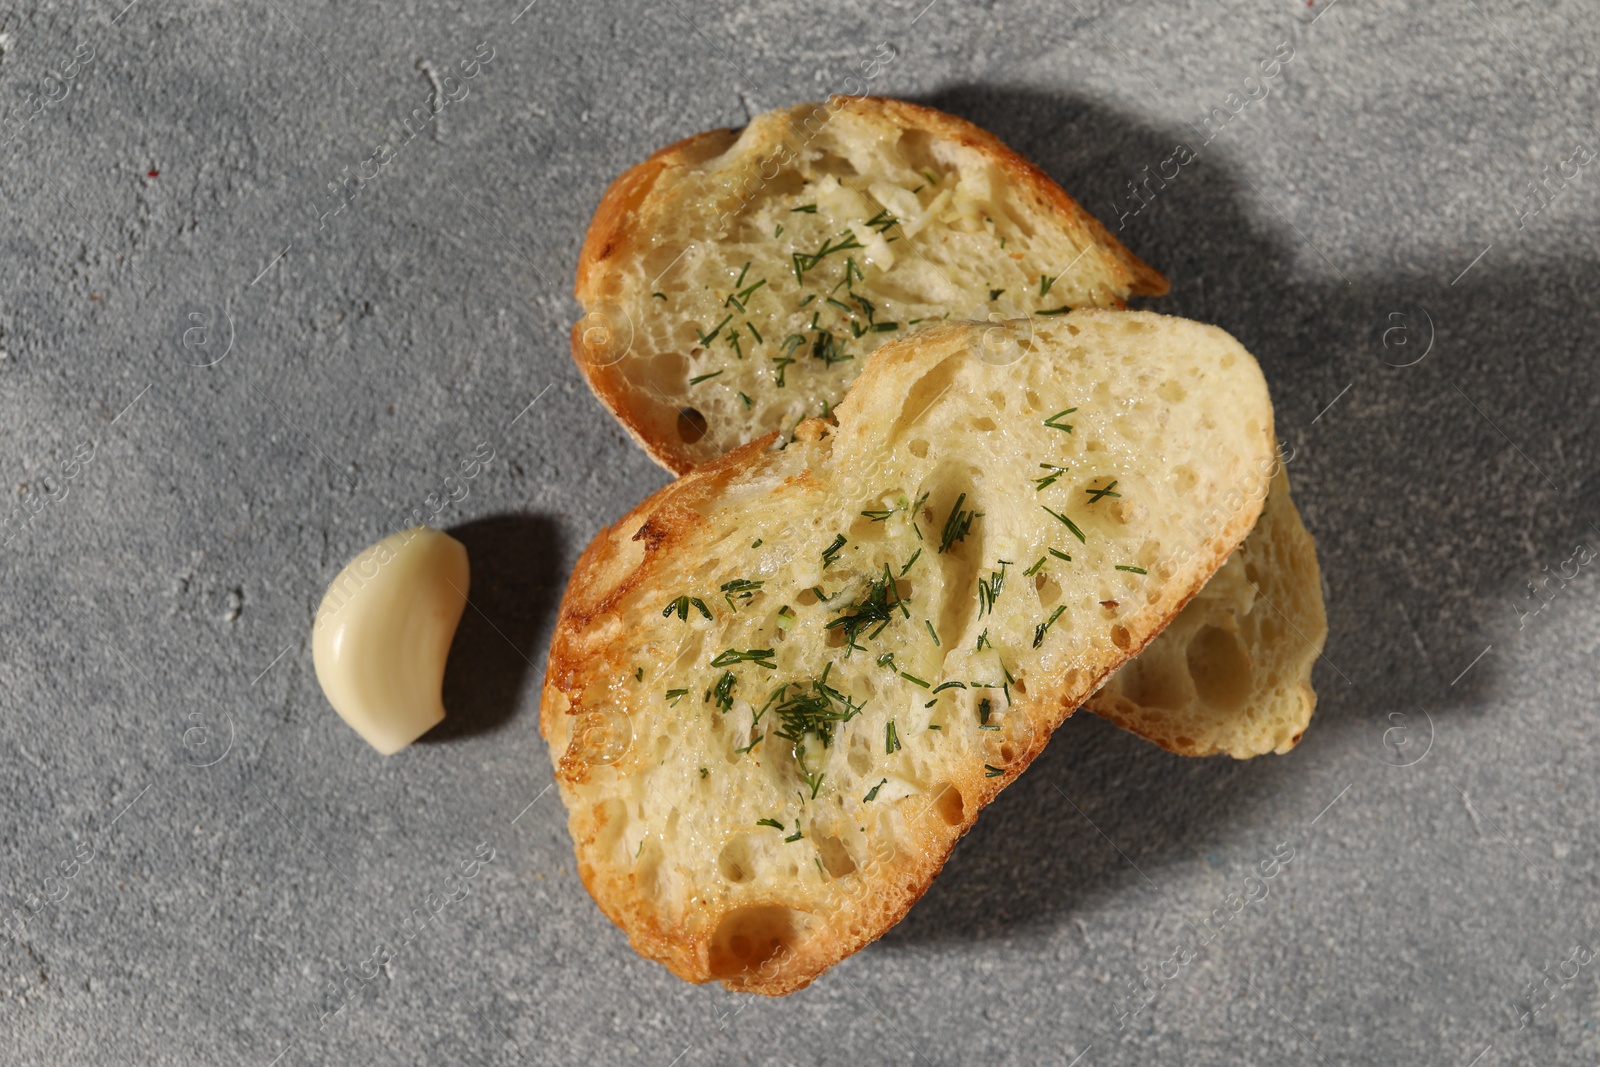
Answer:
1115;565;1148;574
720;577;764;612
1024;556;1048;577
939;493;981;554
1032;604;1067;648
886;720;902;754
652;291;667;301
931;680;966;694
758;818;785;829
899;672;931;689
790;204;818;213
821;533;848;568
710;647;778;670
1044;408;1078;434
925;620;941;646
1086;480;1121;503
989;288;1004;301
1036;306;1073;316
662;595;712;621
771;663;865;757
984;764;1005;778
977;560;1010;617
696;314;733;346
1039;274;1057;298
900;548;922;575
826;563;906;656
863;778;888;802
1034;463;1070;491
688;370;724;385
1048;547;1073;562
665;688;689;706
1042;506;1087;544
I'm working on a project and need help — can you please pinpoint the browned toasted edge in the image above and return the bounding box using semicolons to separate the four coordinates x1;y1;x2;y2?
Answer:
568;97;1170;476
541;320;1271;995
571;127;743;476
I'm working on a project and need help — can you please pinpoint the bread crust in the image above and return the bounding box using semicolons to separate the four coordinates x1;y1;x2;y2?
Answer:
542;314;1272;995
570;97;1169;476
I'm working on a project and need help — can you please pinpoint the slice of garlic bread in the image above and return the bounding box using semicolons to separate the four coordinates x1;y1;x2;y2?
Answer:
1085;466;1326;757
541;312;1275;994
571;96;1167;475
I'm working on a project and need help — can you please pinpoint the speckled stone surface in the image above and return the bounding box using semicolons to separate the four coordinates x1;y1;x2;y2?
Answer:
2;1;1599;1063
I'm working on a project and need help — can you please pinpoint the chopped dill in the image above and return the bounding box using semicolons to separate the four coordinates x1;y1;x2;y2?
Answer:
665;688;689;706
1086;480;1121;503
1024;556;1048;577
939;493;981;553
899;672;931;689
886;720;901;753
900;548;922;575
977;560;1010;617
1042;506;1087;544
758;818;785;829
1049;547;1073;562
710;647;777;669
1032;604;1067;648
863;778;888;802
825;563;907;656
931;680;966;694
1034;463;1070;491
1044;408;1077;433
696;314;732;345
720;577;764;612
688;370;723;385
984;764;1005;777
1115;565;1148;574
662;595;712;621
821;533;848;567
710;670;736;712
925;620;941;646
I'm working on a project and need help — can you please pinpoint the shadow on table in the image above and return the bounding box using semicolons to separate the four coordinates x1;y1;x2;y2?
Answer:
422;512;566;742
882;84;1600;943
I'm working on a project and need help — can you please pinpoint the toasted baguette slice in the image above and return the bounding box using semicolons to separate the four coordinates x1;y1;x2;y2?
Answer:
541;312;1275;995
571;96;1167;475
1084;467;1326;757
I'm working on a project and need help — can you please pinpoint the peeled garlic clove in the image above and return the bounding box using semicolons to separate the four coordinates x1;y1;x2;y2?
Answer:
312;527;469;755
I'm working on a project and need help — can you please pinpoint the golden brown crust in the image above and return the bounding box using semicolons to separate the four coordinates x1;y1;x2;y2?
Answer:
569;97;1170;476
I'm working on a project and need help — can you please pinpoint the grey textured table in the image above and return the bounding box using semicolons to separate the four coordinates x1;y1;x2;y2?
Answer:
2;1;1598;1064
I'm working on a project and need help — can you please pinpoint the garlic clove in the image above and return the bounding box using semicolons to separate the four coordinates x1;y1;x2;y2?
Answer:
312;526;469;755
